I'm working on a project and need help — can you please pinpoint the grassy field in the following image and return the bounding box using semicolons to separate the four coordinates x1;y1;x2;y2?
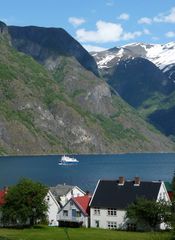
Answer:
0;226;171;240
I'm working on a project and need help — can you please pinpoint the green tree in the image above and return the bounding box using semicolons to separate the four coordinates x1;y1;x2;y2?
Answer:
2;178;48;227
126;197;171;231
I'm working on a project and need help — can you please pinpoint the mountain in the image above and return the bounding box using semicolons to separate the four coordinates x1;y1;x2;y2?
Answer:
8;25;99;76
0;21;174;154
92;42;175;138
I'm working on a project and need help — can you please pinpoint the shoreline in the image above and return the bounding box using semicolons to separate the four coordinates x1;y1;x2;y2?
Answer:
0;151;175;158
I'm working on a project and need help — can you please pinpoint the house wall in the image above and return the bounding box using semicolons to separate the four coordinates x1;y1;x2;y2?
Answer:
45;191;60;226
57;200;88;227
90;208;126;229
60;187;85;206
157;182;171;202
157;182;171;230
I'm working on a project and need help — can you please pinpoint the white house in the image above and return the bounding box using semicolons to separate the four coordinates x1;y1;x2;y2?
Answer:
50;184;86;207
90;177;171;231
46;184;85;226
45;190;61;226
57;195;91;228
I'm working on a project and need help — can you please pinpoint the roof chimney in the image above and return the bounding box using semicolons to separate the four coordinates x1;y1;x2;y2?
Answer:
134;177;141;186
118;176;125;186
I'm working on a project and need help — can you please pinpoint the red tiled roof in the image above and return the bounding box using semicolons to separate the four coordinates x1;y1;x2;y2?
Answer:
73;195;91;215
0;190;6;206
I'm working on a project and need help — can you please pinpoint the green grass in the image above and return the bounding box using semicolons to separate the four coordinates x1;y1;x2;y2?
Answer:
0;226;171;240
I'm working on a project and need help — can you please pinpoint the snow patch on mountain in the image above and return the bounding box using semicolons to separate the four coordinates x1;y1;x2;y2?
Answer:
98;54;116;68
92;42;175;73
144;42;175;70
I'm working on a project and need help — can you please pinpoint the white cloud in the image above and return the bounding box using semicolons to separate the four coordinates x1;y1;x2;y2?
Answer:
138;17;152;24
118;13;130;20
122;31;142;40
68;17;86;27
83;44;107;52
165;31;175;38
106;0;114;6
153;7;175;23
76;20;148;43
143;29;151;35
76;20;123;43
138;7;175;25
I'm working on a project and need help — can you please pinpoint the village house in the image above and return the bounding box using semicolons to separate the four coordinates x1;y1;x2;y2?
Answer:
89;177;171;230
57;195;91;227
0;187;8;226
46;184;85;226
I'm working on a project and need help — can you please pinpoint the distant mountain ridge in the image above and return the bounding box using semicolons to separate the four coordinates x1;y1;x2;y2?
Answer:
8;25;99;76
92;42;175;138
0;21;174;154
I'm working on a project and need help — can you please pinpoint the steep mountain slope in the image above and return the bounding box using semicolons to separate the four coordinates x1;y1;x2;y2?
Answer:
0;21;174;154
8;25;99;76
92;43;175;138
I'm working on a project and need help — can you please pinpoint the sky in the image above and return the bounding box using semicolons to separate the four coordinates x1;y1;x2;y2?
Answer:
0;0;175;52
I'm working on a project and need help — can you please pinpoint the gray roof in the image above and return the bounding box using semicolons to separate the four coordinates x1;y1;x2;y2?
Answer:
50;184;75;200
90;180;162;209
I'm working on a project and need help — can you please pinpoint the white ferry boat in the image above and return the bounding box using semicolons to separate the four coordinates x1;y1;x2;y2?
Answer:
59;155;79;165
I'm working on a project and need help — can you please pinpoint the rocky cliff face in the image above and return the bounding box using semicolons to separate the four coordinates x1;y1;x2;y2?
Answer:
8;25;99;76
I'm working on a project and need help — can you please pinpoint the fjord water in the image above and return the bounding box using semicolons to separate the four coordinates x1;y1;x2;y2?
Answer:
0;153;175;192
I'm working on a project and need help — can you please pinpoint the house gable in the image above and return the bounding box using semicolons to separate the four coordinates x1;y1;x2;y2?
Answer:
57;197;90;228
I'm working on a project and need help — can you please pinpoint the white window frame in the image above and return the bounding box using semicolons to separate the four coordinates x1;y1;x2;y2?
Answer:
107;221;117;229
63;210;68;217
94;207;100;215
107;208;117;216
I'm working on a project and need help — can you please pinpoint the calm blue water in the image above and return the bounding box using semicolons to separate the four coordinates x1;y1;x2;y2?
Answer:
0;153;175;192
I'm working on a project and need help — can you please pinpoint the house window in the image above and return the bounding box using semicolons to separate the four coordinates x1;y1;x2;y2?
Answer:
107;208;117;216
107;221;117;229
94;207;100;215
76;211;81;217
95;220;99;228
47;195;50;201
63;210;68;217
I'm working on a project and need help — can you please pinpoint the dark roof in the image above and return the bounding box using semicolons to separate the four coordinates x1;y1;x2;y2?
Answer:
90;180;161;209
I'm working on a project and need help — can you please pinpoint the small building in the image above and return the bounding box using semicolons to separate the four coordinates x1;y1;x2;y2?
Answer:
90;177;171;230
0;187;8;226
57;195;91;228
46;184;85;226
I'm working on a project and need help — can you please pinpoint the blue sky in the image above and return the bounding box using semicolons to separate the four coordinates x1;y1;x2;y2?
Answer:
1;0;175;51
